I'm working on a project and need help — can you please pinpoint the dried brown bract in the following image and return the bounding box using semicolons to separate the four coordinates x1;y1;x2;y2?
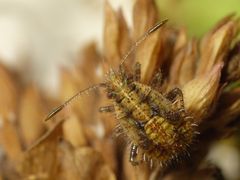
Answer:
19;120;63;179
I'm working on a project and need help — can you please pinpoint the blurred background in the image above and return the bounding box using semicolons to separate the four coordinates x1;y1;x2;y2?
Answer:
0;0;240;179
0;0;134;95
0;0;239;94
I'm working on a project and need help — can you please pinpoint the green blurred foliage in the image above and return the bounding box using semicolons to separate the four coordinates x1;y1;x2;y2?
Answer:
156;0;240;37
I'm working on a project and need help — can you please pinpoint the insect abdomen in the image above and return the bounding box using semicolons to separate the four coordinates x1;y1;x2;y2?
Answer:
144;116;177;147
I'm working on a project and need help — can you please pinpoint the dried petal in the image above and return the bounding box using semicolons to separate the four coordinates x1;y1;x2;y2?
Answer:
173;28;188;54
0;157;20;180
118;9;131;62
63;112;87;147
0;119;22;163
0;64;18;116
178;40;198;85
97;164;116;180
182;63;223;122
77;42;102;84
225;42;240;81
103;1;121;68
19;121;63;179
169;39;198;86
60;144;115;180
201;14;236;48
0;64;22;163
197;16;239;75
19;85;46;146
133;0;158;40
93;138;117;172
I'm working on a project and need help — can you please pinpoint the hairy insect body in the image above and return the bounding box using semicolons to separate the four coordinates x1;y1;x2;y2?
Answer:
105;66;196;167
45;21;197;168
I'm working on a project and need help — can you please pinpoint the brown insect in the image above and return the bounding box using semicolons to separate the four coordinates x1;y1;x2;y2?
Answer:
45;19;197;168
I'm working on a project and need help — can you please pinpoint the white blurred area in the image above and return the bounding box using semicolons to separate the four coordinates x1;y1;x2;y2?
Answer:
0;0;134;95
207;141;240;180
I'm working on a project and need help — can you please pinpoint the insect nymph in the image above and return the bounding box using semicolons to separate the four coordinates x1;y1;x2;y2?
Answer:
45;20;197;168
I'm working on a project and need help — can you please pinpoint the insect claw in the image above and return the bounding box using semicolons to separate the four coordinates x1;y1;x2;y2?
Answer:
99;105;115;113
143;153;147;162
191;123;198;127
185;116;194;120
194;131;200;135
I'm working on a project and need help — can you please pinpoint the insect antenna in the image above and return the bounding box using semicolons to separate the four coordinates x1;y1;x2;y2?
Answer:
120;19;168;66
44;84;104;121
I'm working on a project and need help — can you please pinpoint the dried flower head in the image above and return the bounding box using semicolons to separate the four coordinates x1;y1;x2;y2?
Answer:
1;0;240;179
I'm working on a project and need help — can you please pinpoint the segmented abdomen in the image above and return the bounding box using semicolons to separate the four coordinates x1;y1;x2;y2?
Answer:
144;116;177;147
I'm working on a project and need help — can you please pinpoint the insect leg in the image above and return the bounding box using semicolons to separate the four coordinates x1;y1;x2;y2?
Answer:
134;62;141;81
164;88;186;122
129;144;139;166
150;68;163;90
119;64;127;79
165;88;185;110
99;105;115;113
